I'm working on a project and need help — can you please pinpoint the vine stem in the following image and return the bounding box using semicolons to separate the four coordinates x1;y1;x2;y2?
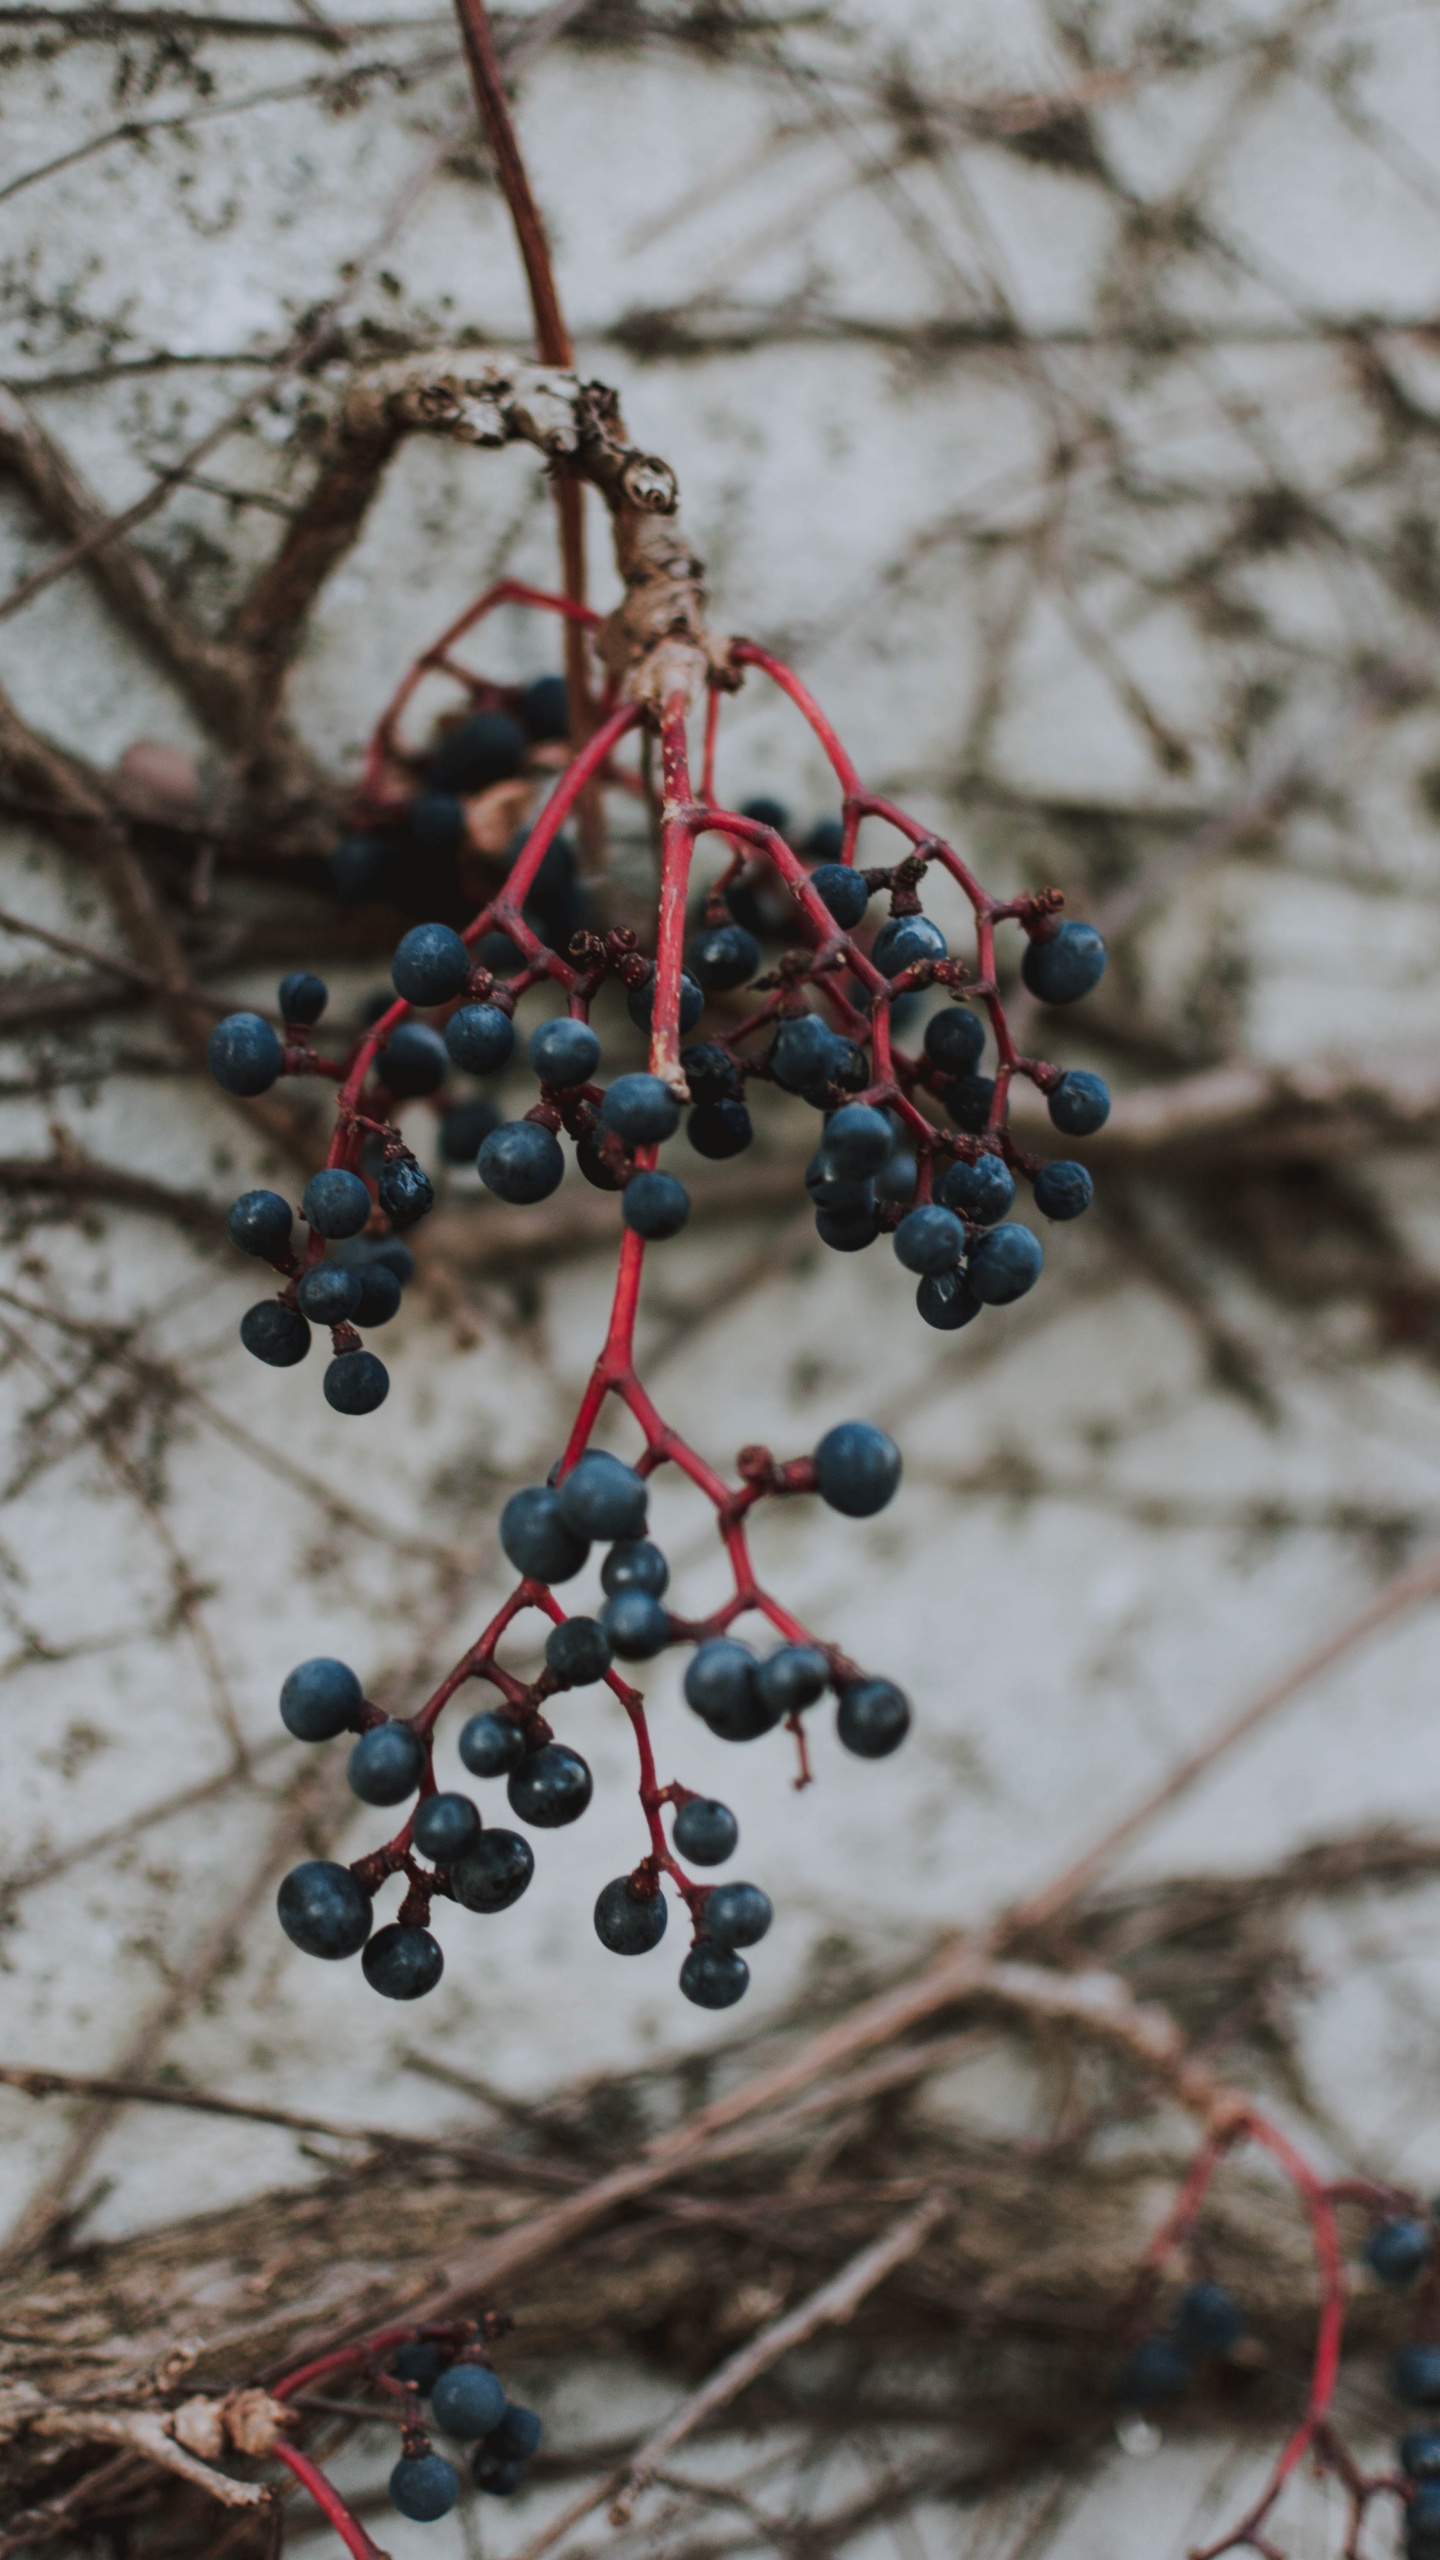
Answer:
272;2440;391;2559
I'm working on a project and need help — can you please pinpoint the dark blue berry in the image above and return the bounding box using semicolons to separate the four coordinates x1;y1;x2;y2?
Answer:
941;1072;996;1135
479;1121;565;1204
577;1133;623;1190
681;1043;742;1105
485;2405;544;2464
1116;2339;1191;2406
409;793;466;859
544;1615;613;1686
411;1791;481;1865
368;1238;416;1284
813;1420;901;1517
685;1640;778;1742
392;2341;446;2393
823;1105;892;1177
688;1100;752;1158
816;1204;880;1253
1408;2486;1440;2557
508;1742;593;1828
601;1590;671;1661
228;1189;293;1260
208;1011;283;1097
392;923;470;1007
600;1073;681;1145
626;969;704;1036
557;1451;648;1542
755;1645;828;1715
680;1942;749;2008
431;2363;507;2439
364;1922;444;2001
837;1678;910;1758
771;1014;846;1095
872;913;946;977
1048;1070;1110;1136
938;1156;1014;1223
297;1262;363;1325
1368;2220;1432;2286
1397;2347;1440;2407
331;834;389;902
302;1168;371;1239
1401;2434;1440;2478
810;863;869;928
377;1022;450;1098
348;1720;424;1805
624;1170;690;1238
324;1350;389;1414
279;971;328;1025
458;1710;526;1779
924;1007;985;1076
602;1538;670;1600
595;1877;668;1954
378;1158;435;1230
1175;2282;1244;2355
354;1262;403;1326
500;1485;589;1582
703;1881;771;1947
967;1223;1043;1304
673;1798;738;1865
803;816;845;865
281;1657;362;1742
893;1203;965;1276
742;794;790;836
1032;1159;1093;1221
438;1097;502;1163
444;1004;516;1075
529;1016;600;1088
806;1153;872;1212
477;930;525;975
428;710;525;795
451;1827;533;1912
240;1302;310;1366
389;2449;459;2520
519;674;569;743
917;1270;982;1331
277;1859;372;1959
1021;919;1106;1005
688;922;761;990
472;2453;527;2496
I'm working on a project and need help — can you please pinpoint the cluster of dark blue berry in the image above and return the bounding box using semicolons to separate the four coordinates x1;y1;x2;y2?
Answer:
1370;2213;1440;2559
1115;2279;1246;2411
384;2336;542;2522
274;1425;905;2013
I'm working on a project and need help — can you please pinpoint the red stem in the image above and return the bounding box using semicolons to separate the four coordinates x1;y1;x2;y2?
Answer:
272;2439;392;2560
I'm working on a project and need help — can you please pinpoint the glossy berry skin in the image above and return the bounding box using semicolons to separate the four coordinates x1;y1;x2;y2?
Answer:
685;1641;778;1742
429;708;526;793
673;1798;738;1865
688;922;761;990
1401;2433;1440;2478
755;1645;829;1715
557;1450;648;1542
412;1791;481;1866
277;1861;371;1959
1367;2219;1432;2285
1021;919;1107;1004
241;1302;311;1366
688;1100;753;1158
816;1204;880;1253
601;1590;671;1661
378;1022;451;1098
938;1155;1014;1224
431;2363;508;2439
388;2450;459;2521
1175;2282;1244;2356
917;1270;982;1331
813;1420;901;1518
872;913;946;977
1116;2339;1191;2406
942;1072;996;1136
278;970;327;1024
324;1350;389;1414
600;1073;681;1145
479;1121;565;1204
806;1154;872;1213
208;1011;283;1096
508;1743;594;1828
520;674;569;743
624;1170;691;1239
458;1710;527;1779
1032;1159;1093;1221
302;1167;371;1239
451;1828;534;1912
501;1485;590;1582
595;1877;669;1954
837;1678;911;1758
626;970;704;1036
348;1721;425;1806
810;863;869;928
544;1615;613;1687
444;1003;516;1075
924;1006;986;1076
967;1223;1043;1305
281;1656;362;1742
392;922;471;1006
354;1262;403;1327
228;1190;293;1261
771;1014;846;1095
392;2341;446;2392
680;1942;749;2009
602;1538;670;1599
364;1923;444;2001
824;1104;892;1177
378;1159;435;1230
530;1016;601;1087
297;1262;363;1326
1048;1069;1110;1136
894;1204;966;1276
438;1098;502;1163
1397;2346;1440;2406
703;1881;771;1947
681;1043;743;1106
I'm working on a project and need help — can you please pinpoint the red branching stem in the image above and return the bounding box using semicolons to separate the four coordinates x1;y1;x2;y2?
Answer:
272;2439;392;2560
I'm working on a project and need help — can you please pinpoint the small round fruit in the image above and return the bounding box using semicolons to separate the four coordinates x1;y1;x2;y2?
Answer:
331;834;389;901
771;1014;846;1095
348;1720;425;1806
823;1105;892;1177
624;1171;691;1239
378;1159;435;1230
599;1072;681;1145
277;1859;371;1959
377;1023;450;1097
391;2341;446;2393
364;1923;444;2001
1047;1069;1110;1136
297;1262;363;1326
816;1204;879;1252
577;1132;623;1191
682;1043;743;1105
966;1224;1043;1305
942;1072;996;1135
557;1452;647;1542
1397;2346;1440;2407
872;913;946;977
810;863;869;928
280;1656;361;1742
279;970;328;1025
938;1155;1014;1224
672;1798;738;1865
1116;2339;1191;2406
924;1007;985;1076
594;1877;668;1954
893;1204;965;1276
392;922;471;1006
1367;2218;1431;2286
519;673;569;742
302;1168;371;1240
209;1011;283;1096
324;1350;390;1414
458;1710;527;1779
544;1616;613;1687
429;708;525;794
228;1189;293;1260
240;1302;310;1366
479;1121;565;1204
472;2452;527;2496
602;1539;670;1599
688;922;760;990
626;970;704;1035
450;1828;534;1912
431;2362;507;2440
388;2449;459;2521
813;1420;901;1517
508;1743;593;1828
917;1270;982;1331
685;1640;777;1742
354;1262;403;1327
500;1485;590;1583
702;1881;771;1947
529;1016;600;1088
411;1792;481;1866
445;1003;516;1075
680;1942;749;2009
601;1590;671;1660
1175;2282;1244;2355
481;2403;543;2464
438;1097;502;1163
1032;1159;1093;1221
755;1645;828;1715
1401;2433;1440;2479
688;1099;752;1158
837;1678;911;1758
1021;919;1106;1005
409;792;465;858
